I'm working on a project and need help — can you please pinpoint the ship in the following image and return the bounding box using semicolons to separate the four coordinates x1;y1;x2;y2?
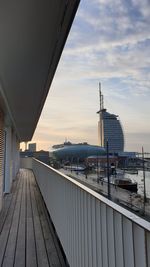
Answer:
102;171;138;193
113;177;138;192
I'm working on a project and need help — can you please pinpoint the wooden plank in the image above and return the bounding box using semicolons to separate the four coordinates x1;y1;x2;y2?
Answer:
33;176;66;267
29;172;49;267
14;171;26;267
0;177;18;233
0;169;67;267
0;176;21;265
0;194;14;233
2;174;23;267
26;170;37;267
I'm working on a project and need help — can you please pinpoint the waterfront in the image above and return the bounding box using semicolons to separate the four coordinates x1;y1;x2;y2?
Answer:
123;170;150;197
62;166;150;198
61;167;150;219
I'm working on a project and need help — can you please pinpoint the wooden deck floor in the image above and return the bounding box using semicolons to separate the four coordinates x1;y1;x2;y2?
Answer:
0;169;67;267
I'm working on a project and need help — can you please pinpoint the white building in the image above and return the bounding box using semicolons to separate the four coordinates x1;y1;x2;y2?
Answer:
98;110;124;152
97;88;124;153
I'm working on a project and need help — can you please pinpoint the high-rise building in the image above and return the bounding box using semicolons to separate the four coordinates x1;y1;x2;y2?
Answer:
97;84;124;152
28;143;36;152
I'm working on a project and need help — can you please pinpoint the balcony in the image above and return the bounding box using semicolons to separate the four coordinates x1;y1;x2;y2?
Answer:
15;158;150;266
1;157;150;266
0;2;80;263
0;168;67;267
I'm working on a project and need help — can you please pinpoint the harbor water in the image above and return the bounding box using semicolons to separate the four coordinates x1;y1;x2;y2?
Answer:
123;170;150;198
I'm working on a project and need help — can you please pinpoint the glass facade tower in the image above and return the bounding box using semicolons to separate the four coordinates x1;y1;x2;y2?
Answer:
97;85;124;153
98;109;124;152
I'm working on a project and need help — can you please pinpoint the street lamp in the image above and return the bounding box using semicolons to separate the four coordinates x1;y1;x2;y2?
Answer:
106;140;110;199
142;146;146;213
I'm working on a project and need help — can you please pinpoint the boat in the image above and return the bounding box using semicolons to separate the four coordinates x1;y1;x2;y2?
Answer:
64;165;86;171
113;177;138;193
102;173;138;193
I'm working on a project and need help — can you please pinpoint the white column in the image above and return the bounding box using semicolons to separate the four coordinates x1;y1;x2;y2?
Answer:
12;131;20;180
15;138;20;176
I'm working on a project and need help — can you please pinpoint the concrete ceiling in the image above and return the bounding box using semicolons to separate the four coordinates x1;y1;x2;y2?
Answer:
0;0;80;141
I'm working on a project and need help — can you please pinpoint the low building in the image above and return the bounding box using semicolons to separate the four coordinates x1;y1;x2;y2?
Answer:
86;155;118;170
50;142;106;162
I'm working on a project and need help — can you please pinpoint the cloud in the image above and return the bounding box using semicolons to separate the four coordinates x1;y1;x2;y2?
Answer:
60;0;150;99
125;132;150;152
71;0;150;48
131;0;150;18
32;122;98;150
31;0;150;152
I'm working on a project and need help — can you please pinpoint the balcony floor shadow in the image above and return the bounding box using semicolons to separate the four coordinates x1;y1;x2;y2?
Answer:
0;169;67;267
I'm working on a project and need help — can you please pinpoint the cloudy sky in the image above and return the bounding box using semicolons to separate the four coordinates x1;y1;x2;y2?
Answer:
27;0;150;152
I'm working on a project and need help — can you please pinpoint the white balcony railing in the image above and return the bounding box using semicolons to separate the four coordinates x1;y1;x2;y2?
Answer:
21;157;150;267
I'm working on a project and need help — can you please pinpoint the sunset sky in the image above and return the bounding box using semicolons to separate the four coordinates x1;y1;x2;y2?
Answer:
23;0;150;152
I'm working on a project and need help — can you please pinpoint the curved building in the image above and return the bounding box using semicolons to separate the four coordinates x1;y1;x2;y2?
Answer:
98;110;124;152
50;143;106;161
97;85;124;153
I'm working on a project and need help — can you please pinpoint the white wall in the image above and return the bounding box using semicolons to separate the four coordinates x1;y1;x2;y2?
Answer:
4;127;20;193
20;157;33;169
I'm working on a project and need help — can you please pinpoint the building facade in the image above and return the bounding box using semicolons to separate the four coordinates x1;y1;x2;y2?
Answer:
97;87;124;153
28;143;36;152
99;110;124;152
51;142;106;162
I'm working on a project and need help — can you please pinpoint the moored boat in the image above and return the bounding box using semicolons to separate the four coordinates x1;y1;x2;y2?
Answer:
113;177;138;193
102;173;138;193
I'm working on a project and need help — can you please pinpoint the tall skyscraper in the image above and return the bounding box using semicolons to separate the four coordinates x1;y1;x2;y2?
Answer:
97;84;124;152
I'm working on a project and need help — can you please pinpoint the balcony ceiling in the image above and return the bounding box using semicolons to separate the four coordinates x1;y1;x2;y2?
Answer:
0;0;80;141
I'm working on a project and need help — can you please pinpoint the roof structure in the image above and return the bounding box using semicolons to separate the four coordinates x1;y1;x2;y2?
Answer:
0;0;80;141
